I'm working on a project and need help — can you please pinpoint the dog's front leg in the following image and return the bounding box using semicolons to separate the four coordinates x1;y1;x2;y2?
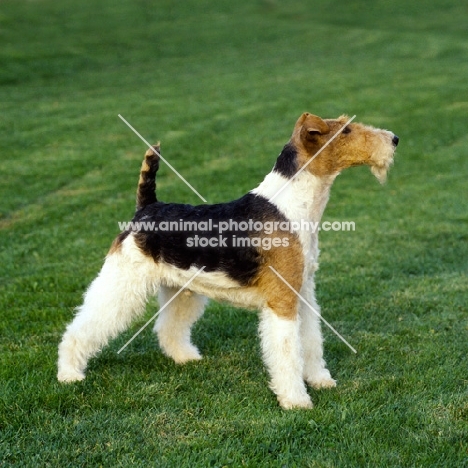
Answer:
258;305;312;409
299;276;336;389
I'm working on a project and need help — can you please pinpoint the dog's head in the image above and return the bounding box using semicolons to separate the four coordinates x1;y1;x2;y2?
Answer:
291;112;399;183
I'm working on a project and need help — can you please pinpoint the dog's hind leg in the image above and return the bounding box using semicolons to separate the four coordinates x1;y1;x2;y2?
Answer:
57;236;157;382
154;286;207;364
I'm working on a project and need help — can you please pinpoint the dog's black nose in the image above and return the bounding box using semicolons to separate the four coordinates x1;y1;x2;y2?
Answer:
392;135;399;147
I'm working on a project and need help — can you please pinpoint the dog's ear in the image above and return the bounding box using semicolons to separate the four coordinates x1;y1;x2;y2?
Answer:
299;113;330;143
295;112;311;126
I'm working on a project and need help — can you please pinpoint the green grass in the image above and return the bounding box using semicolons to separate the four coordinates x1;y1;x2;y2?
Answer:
1;0;467;466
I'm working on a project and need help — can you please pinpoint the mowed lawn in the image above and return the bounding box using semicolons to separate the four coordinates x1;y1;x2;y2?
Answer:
1;0;467;466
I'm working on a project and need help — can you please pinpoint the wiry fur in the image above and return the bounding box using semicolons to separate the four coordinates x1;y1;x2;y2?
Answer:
58;112;398;409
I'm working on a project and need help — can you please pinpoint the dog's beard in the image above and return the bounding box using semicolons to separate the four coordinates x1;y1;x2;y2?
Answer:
371;164;390;184
370;150;395;184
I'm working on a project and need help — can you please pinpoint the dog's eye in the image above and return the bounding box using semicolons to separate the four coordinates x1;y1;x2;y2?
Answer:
342;126;351;134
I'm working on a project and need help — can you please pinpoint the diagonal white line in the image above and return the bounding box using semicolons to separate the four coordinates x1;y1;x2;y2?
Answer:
269;115;356;202
268;266;357;353
118;114;208;203
117;266;206;354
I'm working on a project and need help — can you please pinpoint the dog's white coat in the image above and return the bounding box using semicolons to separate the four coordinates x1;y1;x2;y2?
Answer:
57;122;396;409
58;169;336;408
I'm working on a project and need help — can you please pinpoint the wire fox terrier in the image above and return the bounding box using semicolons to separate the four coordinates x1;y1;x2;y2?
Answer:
58;112;399;409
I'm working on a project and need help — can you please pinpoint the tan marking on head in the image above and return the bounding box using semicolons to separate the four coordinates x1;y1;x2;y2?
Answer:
290;113;397;182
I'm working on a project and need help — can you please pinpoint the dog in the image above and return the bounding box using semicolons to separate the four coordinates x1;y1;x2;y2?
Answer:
57;112;398;409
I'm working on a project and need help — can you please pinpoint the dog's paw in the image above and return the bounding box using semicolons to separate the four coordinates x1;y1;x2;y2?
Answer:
278;393;313;410
171;345;202;364
57;368;85;383
306;370;337;389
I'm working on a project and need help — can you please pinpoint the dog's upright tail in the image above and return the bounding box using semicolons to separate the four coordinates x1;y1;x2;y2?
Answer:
136;144;161;210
